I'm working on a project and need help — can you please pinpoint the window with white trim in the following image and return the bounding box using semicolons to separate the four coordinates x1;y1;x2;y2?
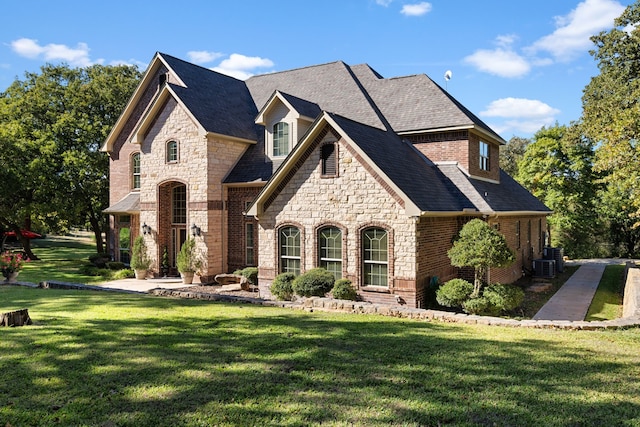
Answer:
132;153;140;190
273;122;289;157
362;228;388;287
279;226;300;275
319;227;342;279
479;141;489;171
246;223;255;266
167;140;178;163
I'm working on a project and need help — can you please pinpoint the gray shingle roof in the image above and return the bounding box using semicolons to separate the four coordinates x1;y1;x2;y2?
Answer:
103;192;140;214
246;61;386;130
437;164;551;213
161;54;258;141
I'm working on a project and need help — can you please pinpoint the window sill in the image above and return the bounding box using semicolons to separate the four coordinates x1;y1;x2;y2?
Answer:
360;286;390;293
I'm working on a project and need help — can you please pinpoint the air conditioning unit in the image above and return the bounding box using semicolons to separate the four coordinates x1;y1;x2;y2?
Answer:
543;247;564;272
533;259;556;278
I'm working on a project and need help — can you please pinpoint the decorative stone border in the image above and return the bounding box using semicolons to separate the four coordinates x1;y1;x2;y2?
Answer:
4;281;639;330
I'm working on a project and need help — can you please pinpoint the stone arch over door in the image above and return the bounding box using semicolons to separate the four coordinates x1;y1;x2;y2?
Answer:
158;180;188;274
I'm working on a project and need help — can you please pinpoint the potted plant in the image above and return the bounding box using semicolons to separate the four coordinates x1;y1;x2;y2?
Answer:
176;237;201;284
160;246;170;278
130;235;152;280
1;251;27;282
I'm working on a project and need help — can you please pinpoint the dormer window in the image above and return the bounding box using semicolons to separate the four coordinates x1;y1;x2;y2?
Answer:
479;141;489;171
273;122;289;157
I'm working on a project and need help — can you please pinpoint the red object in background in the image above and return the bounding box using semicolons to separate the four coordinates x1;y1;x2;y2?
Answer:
3;230;42;239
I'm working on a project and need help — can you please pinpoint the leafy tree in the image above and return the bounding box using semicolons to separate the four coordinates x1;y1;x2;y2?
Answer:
499;136;530;177
516;124;602;257
582;2;640;216
0;63;141;255
447;219;515;297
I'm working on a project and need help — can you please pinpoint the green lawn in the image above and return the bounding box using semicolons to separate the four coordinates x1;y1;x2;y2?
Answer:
586;264;626;321
1;286;640;427
16;234;114;284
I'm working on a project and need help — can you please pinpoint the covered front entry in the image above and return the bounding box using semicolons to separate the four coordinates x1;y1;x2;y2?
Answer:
158;181;188;274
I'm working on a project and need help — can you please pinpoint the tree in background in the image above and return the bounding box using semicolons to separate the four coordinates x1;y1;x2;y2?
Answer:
516;124;602;258
581;1;640;256
0;64;141;254
499;136;530;177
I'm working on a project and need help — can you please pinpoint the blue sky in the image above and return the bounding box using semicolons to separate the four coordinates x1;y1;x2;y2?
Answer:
0;0;633;139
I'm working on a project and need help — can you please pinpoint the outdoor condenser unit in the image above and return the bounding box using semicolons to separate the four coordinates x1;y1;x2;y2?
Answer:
533;259;556;278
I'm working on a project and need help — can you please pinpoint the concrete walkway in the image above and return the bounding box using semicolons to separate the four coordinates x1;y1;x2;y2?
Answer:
532;259;629;321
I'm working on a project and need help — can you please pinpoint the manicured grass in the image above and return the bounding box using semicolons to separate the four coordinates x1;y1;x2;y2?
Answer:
1;286;640;426
16;235;112;285
586;264;626;321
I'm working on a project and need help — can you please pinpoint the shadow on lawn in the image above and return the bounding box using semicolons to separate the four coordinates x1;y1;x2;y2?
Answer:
1;287;639;426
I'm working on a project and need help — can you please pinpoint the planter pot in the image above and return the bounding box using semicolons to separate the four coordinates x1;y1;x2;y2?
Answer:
134;269;147;280
4;271;19;283
180;272;194;284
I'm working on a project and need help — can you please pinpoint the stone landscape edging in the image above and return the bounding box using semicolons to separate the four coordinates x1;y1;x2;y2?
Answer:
4;281;639;330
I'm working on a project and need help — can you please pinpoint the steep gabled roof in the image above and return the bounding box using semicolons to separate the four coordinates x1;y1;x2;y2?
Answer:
162;54;258;141
255;91;321;125
246;61;387;130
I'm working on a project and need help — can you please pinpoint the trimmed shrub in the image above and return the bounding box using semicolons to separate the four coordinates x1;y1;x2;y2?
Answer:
270;272;296;301
332;278;357;300
436;278;474;308
88;253;110;268
112;268;134;280
483;283;525;313
234;267;258;285
106;261;126;270
462;296;494;315
292;268;335;297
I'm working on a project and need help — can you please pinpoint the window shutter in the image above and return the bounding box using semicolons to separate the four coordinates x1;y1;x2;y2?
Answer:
321;143;336;176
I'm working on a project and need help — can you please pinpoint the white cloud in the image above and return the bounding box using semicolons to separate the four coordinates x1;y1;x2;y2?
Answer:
212;53;275;80
11;38;97;67
187;50;224;65
464;47;530;78
481;97;560;119
527;0;625;61
401;2;432;17
481;97;560;135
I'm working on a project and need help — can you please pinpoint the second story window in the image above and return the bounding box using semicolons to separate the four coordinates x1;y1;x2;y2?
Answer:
479;141;489;171
132;152;140;190
167;140;178;163
273;122;289;157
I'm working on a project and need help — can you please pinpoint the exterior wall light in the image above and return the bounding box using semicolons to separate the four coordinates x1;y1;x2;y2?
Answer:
191;223;201;237
142;223;151;235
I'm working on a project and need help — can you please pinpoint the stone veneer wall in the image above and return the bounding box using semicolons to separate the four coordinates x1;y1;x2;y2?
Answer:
137;98;249;280
257;127;417;306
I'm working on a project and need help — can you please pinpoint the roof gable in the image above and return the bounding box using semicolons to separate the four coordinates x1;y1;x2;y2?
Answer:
255;91;321;125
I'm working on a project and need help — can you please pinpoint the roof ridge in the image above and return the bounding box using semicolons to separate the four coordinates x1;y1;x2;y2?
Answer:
248;60;349;80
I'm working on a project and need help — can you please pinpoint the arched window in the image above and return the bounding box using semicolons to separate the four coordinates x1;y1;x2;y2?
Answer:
273;122;289;157
319;226;342;279
167;140;178;163
362;228;388;287
279;226;300;275
131;153;140;190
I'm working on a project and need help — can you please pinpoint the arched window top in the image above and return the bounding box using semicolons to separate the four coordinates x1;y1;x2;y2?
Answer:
273;122;289;157
279;225;300;275
167;140;179;163
131;152;141;190
319;226;342;279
